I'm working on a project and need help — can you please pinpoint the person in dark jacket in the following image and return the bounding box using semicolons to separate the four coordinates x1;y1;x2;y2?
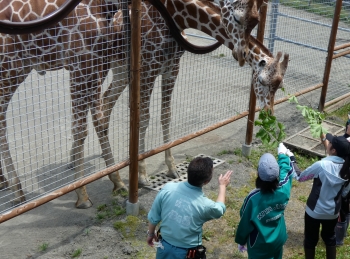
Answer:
293;133;350;259
235;143;294;259
335;118;350;246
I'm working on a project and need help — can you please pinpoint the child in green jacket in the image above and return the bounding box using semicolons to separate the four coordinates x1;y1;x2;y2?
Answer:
235;143;294;259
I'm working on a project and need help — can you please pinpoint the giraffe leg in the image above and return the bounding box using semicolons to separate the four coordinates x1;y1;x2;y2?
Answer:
138;76;157;188
92;66;129;192
0;159;9;190
0;83;26;205
70;85;92;209
161;67;180;179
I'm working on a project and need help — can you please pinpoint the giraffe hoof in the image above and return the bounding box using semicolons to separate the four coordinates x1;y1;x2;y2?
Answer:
11;197;26;207
112;186;129;197
76;198;93;209
37;70;46;76
138;178;151;188
67;162;75;170
0;182;9;191
166;170;180;179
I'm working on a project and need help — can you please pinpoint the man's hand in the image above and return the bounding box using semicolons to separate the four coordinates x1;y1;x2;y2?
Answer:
147;235;155;247
216;170;232;203
218;170;232;187
278;143;288;155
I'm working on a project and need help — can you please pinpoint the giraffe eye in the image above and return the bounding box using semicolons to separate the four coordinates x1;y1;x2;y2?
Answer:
233;16;241;25
259;60;266;67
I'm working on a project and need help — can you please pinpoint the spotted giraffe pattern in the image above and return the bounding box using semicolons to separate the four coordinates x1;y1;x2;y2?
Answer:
99;0;289;187
165;0;264;66
0;0;125;208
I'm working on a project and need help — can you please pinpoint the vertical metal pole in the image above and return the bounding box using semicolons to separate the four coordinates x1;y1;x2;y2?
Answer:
122;1;131;80
242;1;268;157
268;0;279;53
318;0;342;112
127;0;141;215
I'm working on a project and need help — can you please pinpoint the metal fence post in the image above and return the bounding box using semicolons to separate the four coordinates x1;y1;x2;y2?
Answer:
318;0;343;112
268;0;279;53
127;0;142;216
242;0;268;157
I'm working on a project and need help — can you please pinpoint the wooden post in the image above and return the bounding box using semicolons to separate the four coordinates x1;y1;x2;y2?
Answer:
128;0;141;209
318;0;342;112
242;0;268;157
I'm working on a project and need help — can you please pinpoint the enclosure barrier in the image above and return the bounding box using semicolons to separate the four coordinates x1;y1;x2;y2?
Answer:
0;0;349;223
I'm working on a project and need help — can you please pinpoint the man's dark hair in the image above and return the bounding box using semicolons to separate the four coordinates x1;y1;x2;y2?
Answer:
187;157;213;187
255;175;279;193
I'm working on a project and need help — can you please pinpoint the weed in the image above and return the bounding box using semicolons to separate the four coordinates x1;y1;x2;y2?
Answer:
96;211;109;220
113;215;141;238
97;204;107;211
327;102;350;122
85;228;90;236
185;155;194;163
71;248;82;258
39;242;49;252
233;148;242;156
114;205;126;216
227;160;234;164
202;230;213;241
113;189;128;198
298;195;307;203
217;150;229;156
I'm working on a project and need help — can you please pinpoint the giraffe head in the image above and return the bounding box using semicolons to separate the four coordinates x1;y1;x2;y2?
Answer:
252;51;289;111
205;0;264;67
232;37;289;111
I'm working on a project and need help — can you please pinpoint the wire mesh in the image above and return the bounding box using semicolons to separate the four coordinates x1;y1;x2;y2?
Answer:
1;0;349;218
264;0;350;108
0;1;130;214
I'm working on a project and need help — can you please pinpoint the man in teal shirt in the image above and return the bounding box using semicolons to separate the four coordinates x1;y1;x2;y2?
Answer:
147;157;232;259
235;143;294;259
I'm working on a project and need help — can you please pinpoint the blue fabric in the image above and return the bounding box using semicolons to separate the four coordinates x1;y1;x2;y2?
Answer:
296;156;350;219
148;181;225;248
155;239;188;259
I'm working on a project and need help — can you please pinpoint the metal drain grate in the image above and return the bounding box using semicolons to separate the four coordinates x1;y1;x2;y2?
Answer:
145;154;225;191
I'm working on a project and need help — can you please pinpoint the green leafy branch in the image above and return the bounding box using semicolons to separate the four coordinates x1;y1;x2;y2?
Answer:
288;96;327;138
254;109;286;147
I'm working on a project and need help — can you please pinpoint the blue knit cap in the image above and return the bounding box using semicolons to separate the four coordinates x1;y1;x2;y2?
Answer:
258;153;279;182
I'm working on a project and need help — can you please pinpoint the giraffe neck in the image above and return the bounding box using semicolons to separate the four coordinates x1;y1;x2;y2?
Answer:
162;0;234;47
245;40;271;69
161;0;270;62
0;0;113;22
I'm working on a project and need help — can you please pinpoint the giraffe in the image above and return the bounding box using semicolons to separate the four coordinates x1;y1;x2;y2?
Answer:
0;0;124;208
97;0;289;188
0;0;267;209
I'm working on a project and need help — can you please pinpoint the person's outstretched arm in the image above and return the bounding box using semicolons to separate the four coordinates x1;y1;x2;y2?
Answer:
216;170;232;203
